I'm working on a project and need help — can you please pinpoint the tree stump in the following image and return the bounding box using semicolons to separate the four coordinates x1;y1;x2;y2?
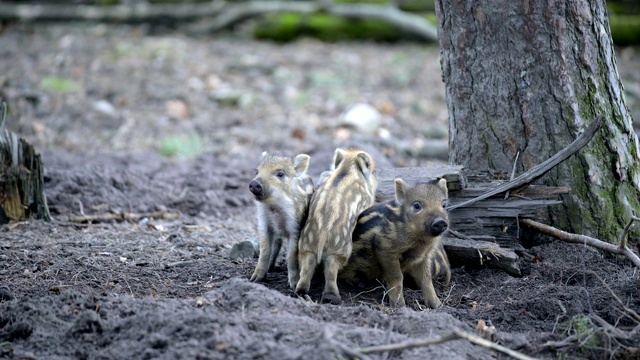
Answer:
0;105;51;224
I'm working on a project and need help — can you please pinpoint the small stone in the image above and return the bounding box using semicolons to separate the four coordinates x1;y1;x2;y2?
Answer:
229;240;258;261
339;103;382;133
210;89;253;107
93;100;117;116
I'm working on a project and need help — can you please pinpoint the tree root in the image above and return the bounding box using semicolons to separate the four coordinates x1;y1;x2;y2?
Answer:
520;218;640;268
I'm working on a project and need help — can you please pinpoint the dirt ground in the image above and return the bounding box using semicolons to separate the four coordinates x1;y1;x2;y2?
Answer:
1;23;640;359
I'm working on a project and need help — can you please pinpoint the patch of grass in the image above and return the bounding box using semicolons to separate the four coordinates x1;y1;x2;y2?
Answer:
557;315;600;356
158;134;204;158
40;77;81;93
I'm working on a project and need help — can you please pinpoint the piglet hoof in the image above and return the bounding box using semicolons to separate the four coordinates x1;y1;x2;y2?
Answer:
294;287;307;297
249;274;265;283
427;299;443;309
321;293;342;305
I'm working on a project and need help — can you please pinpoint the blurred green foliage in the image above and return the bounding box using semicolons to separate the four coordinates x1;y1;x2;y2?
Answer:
40;77;81;93
158;133;204;158
608;1;640;46
253;12;436;42
609;15;640;45
3;0;640;45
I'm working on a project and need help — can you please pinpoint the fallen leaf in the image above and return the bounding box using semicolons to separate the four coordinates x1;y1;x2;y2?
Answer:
291;128;305;139
166;99;190;119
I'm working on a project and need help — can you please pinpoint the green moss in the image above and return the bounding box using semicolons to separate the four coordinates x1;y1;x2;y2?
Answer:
253;12;408;42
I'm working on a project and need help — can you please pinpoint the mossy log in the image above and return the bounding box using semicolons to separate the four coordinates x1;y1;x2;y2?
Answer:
0;112;51;224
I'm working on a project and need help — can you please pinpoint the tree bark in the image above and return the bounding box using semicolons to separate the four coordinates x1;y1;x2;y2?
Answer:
435;0;640;241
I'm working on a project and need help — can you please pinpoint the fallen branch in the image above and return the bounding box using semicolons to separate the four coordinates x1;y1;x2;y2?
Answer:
0;1;438;41
0;1;226;21
57;210;180;224
355;328;537;360
520;218;640;269
447;116;602;211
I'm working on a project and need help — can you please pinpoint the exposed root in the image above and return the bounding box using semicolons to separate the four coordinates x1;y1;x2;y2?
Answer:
520;218;640;269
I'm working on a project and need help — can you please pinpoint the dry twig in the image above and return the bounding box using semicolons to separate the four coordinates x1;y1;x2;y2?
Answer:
588;271;640;323
520;219;640;269
355;328;537;360
57;210;180;224
505;151;520;200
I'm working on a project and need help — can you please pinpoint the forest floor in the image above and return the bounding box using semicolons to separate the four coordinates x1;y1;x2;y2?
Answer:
1;23;640;359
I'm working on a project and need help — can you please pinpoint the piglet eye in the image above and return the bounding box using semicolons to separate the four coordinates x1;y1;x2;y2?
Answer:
276;170;285;178
412;202;422;211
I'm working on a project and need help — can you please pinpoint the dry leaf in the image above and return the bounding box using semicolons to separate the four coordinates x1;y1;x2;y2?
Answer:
291;128;305;140
376;99;396;114
166;99;190;119
475;319;497;341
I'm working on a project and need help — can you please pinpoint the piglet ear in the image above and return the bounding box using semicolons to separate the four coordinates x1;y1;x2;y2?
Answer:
294;154;311;175
332;148;347;170
394;178;407;204
356;152;375;178
437;178;448;197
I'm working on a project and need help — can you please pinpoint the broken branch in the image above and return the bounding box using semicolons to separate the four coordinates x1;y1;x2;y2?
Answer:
520;218;640;269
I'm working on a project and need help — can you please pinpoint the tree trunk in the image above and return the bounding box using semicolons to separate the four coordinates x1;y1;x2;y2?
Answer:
435;0;640;241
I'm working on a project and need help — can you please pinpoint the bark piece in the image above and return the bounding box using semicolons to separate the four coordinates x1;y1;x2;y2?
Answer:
442;236;521;276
